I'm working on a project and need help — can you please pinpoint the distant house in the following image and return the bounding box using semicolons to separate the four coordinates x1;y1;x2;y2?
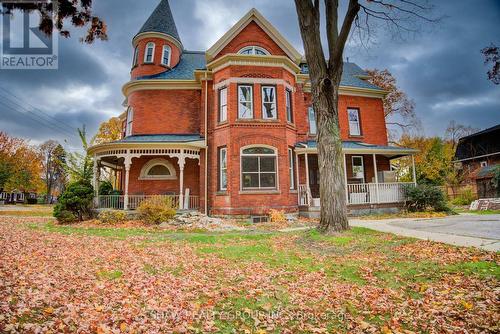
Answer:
454;124;500;198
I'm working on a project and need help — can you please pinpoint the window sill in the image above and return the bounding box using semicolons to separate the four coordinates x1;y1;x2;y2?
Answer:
160;64;171;69
138;176;177;181
348;135;364;139
217;121;229;126
289;190;298;194
236;119;280;123
239;190;281;195
216;191;228;196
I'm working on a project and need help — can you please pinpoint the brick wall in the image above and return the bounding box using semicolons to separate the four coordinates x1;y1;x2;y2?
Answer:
128;89;201;135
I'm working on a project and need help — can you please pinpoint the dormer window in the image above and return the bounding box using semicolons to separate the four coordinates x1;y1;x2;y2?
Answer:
161;45;171;66
238;46;269;55
144;42;155;63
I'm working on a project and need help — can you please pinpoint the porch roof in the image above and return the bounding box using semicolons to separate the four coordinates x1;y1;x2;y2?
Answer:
118;134;204;143
295;140;417;158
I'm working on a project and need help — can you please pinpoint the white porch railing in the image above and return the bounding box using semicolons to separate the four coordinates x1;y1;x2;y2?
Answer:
97;194;199;210
298;182;415;206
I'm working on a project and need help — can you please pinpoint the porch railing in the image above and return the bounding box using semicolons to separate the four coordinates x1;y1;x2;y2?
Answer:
298;182;415;206
97;194;199;210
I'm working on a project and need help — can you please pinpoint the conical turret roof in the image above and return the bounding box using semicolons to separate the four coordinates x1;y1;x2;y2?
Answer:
137;0;181;44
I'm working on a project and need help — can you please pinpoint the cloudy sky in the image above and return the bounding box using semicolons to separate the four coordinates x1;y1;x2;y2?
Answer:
0;0;499;150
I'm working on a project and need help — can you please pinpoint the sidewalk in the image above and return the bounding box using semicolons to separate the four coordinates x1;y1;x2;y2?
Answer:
351;217;500;252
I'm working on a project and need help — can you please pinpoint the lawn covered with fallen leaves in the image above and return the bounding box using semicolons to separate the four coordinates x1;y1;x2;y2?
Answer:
0;217;499;333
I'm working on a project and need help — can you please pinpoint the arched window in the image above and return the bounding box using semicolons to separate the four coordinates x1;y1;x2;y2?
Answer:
132;46;139;66
238;46;270;56
144;42;155;63
241;146;277;190
139;159;177;180
161;45;171;66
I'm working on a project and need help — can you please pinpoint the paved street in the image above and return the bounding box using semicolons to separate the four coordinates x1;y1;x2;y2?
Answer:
351;214;500;251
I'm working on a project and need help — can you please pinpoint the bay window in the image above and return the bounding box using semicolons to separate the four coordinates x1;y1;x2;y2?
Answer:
241;147;277;190
262;86;277;119
219;87;227;122
286;89;293;123
238;85;253;119
219;147;227;191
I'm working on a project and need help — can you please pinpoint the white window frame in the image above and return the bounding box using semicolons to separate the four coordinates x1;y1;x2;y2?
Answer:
133;46;139;66
240;145;278;190
308;107;317;135
237;46;270;55
238;85;253;119
139;158;177;180
219;87;228;123
161;45;171;66
261;85;277;119
125;107;133;136
352;156;365;183
348;108;361;136
480;161;488;167
144;42;155;63
219;147;228;191
285;89;293;123
288;148;296;190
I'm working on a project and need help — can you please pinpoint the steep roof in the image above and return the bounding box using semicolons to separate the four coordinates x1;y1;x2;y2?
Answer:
454;124;500;161
136;0;181;44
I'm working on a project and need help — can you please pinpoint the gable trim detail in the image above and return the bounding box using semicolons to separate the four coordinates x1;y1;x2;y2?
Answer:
206;8;302;64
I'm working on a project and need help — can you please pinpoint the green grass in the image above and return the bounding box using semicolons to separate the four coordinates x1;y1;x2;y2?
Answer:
96;269;123;280
471;210;500;215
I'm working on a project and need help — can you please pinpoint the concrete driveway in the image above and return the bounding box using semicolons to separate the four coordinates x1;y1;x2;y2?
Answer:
351;214;500;251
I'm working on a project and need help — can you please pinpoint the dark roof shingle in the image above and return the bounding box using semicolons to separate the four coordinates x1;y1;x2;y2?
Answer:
136;0;182;44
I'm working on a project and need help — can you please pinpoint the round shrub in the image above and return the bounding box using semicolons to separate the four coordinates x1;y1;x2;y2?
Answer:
404;184;449;212
137;196;177;224
53;205;77;224
98;209;128;224
53;180;94;223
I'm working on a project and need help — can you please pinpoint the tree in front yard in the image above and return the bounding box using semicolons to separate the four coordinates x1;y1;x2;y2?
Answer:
293;0;437;233
39;140;67;203
66;127;94;184
366;69;420;142
481;44;499;84
93;117;122;145
53;180;94;223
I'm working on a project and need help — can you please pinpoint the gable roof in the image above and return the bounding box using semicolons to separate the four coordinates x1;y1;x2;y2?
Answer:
206;8;302;63
136;0;182;45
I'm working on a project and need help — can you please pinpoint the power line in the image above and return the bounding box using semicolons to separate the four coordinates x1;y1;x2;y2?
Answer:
0;100;77;139
0;86;78;133
0;93;77;138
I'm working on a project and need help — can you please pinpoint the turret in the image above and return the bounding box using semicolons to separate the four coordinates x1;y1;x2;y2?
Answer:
130;0;183;79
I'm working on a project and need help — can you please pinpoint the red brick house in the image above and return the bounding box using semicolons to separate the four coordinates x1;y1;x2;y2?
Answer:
88;0;417;217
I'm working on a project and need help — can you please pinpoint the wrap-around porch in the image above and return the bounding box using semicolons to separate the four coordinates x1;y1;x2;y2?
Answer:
88;135;205;211
295;141;418;212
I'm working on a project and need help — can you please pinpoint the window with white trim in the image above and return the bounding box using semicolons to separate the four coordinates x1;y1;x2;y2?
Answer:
139;159;177;180
262;86;277;119
161;45;171;66
238;46;269;55
241;147;277;190
238;85;253;119
288;148;296;190
219;87;227;122
219;147;227;191
144;42;155;63
308;107;317;135
132;46;139;66
125;107;133;136
286;89;293;123
348;108;361;136
352;156;365;182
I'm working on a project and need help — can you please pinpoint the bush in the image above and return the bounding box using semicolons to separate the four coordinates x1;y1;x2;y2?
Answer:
451;187;476;206
98;209;128;224
53;180;94;223
268;209;287;223
99;181;113;195
26;198;37;205
404;184;449;212
137;196;176;224
53;206;77;224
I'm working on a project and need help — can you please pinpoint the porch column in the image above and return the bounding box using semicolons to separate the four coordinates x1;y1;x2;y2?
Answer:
411;155;417;185
305;153;310;190
295;152;300;204
343;154;348;203
178;152;186;210
123;156;132;210
92;156;99;207
372;154;380;203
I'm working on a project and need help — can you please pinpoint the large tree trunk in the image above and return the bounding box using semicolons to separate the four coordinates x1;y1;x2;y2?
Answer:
314;73;349;233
